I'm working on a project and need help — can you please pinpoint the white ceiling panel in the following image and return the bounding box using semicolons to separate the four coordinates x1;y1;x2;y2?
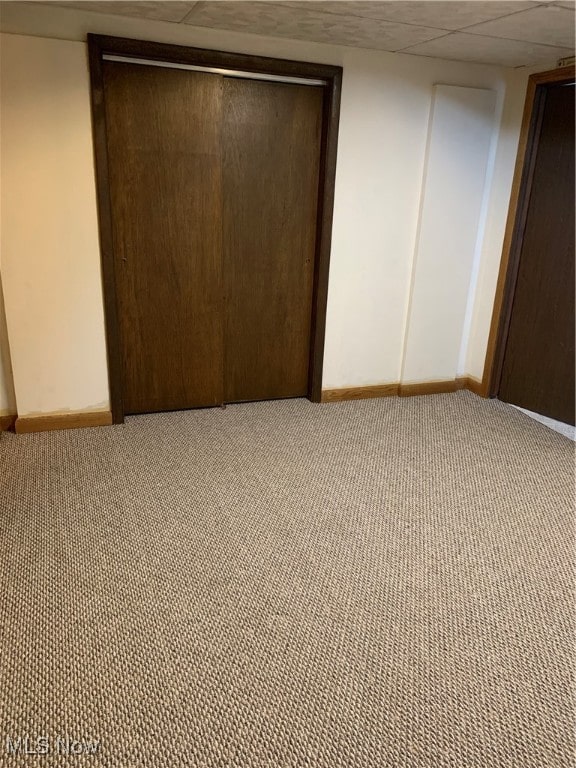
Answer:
402;31;573;66
17;1;576;66
465;4;575;47
277;2;535;30
183;1;446;51
50;1;197;22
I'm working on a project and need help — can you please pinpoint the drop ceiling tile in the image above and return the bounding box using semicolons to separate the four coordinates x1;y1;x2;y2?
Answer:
465;5;575;47
277;2;535;30
401;31;573;66
183;1;446;50
49;1;197;22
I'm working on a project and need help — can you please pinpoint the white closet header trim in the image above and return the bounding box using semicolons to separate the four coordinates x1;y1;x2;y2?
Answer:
102;54;326;87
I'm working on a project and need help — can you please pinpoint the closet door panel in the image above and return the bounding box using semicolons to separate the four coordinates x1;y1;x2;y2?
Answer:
103;62;224;414
222;78;323;403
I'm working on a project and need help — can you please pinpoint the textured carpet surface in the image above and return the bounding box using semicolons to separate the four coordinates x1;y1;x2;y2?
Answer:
0;392;574;768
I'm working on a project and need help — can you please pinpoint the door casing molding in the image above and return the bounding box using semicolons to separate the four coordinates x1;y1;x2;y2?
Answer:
87;34;342;423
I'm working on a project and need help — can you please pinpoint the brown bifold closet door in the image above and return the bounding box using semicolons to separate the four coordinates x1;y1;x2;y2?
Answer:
222;78;323;402
102;62;224;414
498;83;575;425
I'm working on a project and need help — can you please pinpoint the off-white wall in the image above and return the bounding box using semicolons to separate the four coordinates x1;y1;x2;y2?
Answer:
0;32;109;416
402;85;496;384
0;4;529;413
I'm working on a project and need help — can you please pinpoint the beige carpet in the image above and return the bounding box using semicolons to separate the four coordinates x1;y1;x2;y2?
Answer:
0;391;574;768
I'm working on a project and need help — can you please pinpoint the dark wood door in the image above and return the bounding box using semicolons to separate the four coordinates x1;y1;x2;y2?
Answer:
102;64;323;414
102;62;224;414
222;78;322;403
498;83;575;425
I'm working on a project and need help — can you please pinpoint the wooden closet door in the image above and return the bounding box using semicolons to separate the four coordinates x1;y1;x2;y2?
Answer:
222;78;323;403
498;83;575;425
103;62;224;414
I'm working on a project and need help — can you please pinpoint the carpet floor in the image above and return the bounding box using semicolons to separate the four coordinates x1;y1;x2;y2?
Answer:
0;391;574;768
